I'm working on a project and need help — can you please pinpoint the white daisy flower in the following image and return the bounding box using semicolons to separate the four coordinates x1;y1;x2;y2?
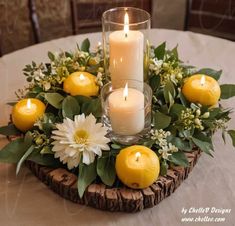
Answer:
51;114;110;169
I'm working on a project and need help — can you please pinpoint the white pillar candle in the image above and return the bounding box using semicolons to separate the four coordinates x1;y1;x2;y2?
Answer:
109;13;144;88
108;84;145;135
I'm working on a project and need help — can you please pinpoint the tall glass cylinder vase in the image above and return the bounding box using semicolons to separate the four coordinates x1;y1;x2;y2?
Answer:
102;7;151;88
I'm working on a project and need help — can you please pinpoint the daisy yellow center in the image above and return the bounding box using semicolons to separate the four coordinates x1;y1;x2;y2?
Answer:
74;130;89;144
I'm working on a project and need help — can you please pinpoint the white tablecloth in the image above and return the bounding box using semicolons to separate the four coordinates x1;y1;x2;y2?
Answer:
0;29;235;226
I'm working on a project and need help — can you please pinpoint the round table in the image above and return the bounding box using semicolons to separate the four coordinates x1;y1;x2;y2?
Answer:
0;29;235;226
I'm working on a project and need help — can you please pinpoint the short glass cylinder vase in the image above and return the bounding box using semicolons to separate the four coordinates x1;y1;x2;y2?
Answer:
101;80;152;145
102;7;151;88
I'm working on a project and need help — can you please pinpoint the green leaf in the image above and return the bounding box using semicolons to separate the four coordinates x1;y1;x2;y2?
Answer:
32;86;43;94
32;61;36;67
196;68;222;80
74;95;91;105
40;146;54;155
62;96;80;119
164;81;175;104
179;130;192;139
222;130;226;144
28;150;61;167
48;51;55;61
80;38;90;52
228;130;235;147
167;45;178;61
208;108;221;118
220;84;235;99
168;92;175;110
160;160;168;176
143;139;155;148
192;137;213;156
0;138;30;163
111;143;121;150
179;92;189;107
169;151;189;167
193;131;213;145
97;156;116;186
44;93;64;109
78;161;97;198
169;137;192;152
149;75;160;92
171;46;178;60
0;124;21;136
81;98;102;117
24;131;34;146
170;104;186;117
16;145;35;175
153;111;171;129
154;42;166;60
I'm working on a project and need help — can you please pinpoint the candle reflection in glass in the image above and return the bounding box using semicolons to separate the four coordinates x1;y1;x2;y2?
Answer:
102;7;151;88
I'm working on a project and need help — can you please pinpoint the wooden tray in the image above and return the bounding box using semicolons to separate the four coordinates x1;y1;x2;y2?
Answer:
25;149;201;212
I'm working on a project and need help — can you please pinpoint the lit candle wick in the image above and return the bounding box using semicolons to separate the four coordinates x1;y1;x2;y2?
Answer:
79;74;85;81
27;99;31;109
123;83;128;101
135;152;141;162
124;12;129;38
200;75;205;86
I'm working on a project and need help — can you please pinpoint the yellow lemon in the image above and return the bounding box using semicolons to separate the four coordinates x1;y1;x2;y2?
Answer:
115;145;160;189
12;98;46;132
63;71;99;97
182;74;221;106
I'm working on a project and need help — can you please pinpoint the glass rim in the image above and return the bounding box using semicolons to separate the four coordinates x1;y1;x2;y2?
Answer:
102;7;151;27
101;80;153;109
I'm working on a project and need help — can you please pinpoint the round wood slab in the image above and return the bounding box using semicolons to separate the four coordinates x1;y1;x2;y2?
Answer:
25;149;201;212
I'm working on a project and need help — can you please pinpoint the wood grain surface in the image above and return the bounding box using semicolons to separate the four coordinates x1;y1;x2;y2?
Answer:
25;150;201;212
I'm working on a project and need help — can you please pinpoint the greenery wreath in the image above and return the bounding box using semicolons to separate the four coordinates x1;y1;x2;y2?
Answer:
1;38;235;198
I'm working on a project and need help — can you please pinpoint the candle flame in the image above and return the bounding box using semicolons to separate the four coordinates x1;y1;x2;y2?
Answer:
79;74;85;81
123;83;128;101
124;12;129;37
200;75;205;86
26;99;31;109
135;152;141;162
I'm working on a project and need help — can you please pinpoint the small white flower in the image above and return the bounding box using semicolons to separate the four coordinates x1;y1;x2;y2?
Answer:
159;139;168;147
153;58;163;68
42;81;51;91
194;118;201;126
159;143;178;160
159;146;172;159
196;109;201;117
168;143;178;152
34;119;43;130
78;51;89;59
150;48;155;58
96;72;104;87
52;114;110;169
149;58;163;75
34;69;45;81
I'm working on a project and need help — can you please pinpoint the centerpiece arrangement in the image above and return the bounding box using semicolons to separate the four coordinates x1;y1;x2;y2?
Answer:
1;7;235;212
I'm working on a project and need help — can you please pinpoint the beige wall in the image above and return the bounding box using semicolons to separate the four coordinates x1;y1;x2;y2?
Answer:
152;0;187;30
